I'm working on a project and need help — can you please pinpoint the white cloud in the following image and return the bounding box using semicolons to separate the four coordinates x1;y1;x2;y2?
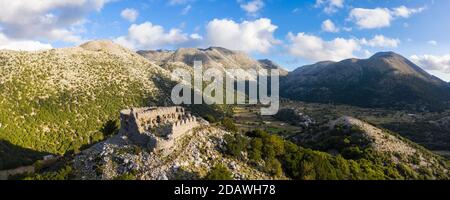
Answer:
205;18;279;53
410;55;450;73
0;33;52;51
286;33;400;61
342;27;352;32
360;35;400;48
0;0;111;43
392;6;426;18
349;6;425;29
348;8;392;29
190;33;203;40
321;19;339;32
181;5;192;15
286;32;360;61
315;0;344;14
121;8;139;22
114;21;200;50
168;0;193;5
239;0;265;15
363;50;373;58
428;40;437;46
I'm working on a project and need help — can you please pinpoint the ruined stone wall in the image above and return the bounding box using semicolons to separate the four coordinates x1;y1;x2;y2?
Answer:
170;116;198;139
119;109;149;146
153;123;174;138
132;106;185;131
119;106;198;151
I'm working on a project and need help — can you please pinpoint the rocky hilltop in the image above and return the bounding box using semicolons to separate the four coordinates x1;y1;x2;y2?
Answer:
72;125;273;180
296;116;449;179
281;52;450;111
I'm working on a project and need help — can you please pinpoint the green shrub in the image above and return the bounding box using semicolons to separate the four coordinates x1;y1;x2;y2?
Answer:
248;138;263;162
224;134;249;159
205;164;233;180
22;165;73;180
264;158;283;177
114;171;137;180
204;115;217;123
342;146;364;160
222;118;238;132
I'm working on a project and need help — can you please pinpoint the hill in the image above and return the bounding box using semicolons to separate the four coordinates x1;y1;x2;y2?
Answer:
281;52;450;111
296;116;449;179
0;40;175;169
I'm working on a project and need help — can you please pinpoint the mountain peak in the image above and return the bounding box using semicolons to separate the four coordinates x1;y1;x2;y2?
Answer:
258;59;289;75
79;40;131;55
370;51;403;59
282;51;450;111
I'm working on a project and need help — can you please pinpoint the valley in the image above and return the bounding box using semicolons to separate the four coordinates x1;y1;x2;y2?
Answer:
233;101;450;153
1;41;449;180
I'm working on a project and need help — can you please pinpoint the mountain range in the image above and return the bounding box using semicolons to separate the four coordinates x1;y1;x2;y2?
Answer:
1;40;449;180
139;47;450;111
138;47;289;76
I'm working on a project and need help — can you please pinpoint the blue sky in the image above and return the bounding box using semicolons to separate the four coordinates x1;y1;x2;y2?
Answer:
1;0;450;80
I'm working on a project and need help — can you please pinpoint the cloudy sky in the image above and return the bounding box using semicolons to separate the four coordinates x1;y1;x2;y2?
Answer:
1;0;450;80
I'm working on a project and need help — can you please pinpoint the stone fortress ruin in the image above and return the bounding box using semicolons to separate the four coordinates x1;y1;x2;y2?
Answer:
119;106;200;151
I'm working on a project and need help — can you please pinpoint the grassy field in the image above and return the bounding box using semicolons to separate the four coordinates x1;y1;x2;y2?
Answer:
233;106;302;137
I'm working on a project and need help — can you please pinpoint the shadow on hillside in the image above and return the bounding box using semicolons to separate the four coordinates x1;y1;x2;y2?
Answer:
101;119;119;137
0;140;51;170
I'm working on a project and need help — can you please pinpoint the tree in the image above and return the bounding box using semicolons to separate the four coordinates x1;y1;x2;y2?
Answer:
224;134;249;159
265;135;285;156
264;158;283;177
222;118;238;132
248;138;263;162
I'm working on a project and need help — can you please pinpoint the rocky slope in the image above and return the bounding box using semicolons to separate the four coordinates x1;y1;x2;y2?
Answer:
138;47;288;76
0;40;175;169
71;125;274;180
297;116;449;179
281;52;450;111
